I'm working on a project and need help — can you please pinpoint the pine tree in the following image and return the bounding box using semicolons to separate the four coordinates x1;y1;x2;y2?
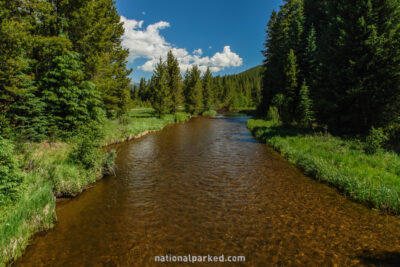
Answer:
315;0;400;133
298;80;315;128
283;49;299;123
65;0;132;117
151;58;172;116
166;51;183;113
0;2;48;140
202;67;214;110
184;66;203;114
303;26;318;89
42;51;104;138
0;138;23;204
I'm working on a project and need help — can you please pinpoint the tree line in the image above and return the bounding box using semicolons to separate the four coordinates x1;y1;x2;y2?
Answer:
131;57;262;115
0;0;131;141
259;0;400;149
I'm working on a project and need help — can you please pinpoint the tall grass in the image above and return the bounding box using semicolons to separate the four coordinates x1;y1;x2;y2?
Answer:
247;119;400;214
0;108;190;266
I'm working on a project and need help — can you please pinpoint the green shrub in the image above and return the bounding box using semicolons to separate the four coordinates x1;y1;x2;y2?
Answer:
266;106;280;123
365;127;388;154
119;113;133;126
103;150;117;175
69;131;102;170
202;110;217;117
0;138;23;205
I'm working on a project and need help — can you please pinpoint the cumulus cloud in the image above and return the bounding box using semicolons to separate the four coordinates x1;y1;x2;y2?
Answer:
193;48;203;56
120;16;243;73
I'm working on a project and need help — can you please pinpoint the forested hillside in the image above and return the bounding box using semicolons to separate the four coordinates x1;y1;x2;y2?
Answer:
131;63;262;111
259;0;400;150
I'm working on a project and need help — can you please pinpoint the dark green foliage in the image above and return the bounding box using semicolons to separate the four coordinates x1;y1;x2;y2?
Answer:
211;66;262;110
266;106;280;123
0;0;131;140
184;65;203;114
298;80;315;128
260;0;400;147
69;125;103;170
42;51;105;138
166;51;183;112
139;64;262;114
151;58;173;116
202;67;214;110
283;49;299;123
365;127;388;155
0;138;23;205
0;4;46;141
65;0;132;116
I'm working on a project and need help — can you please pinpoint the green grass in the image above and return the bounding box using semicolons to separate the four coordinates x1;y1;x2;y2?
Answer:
102;109;190;145
229;106;256;111
0;108;190;266
247;119;400;214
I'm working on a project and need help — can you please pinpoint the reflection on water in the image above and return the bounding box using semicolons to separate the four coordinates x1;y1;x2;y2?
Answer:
15;115;400;266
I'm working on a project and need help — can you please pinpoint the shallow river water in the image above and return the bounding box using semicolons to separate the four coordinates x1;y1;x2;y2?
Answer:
15;115;400;266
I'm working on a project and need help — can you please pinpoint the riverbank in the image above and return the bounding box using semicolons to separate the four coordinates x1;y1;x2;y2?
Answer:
247;119;400;215
0;109;190;266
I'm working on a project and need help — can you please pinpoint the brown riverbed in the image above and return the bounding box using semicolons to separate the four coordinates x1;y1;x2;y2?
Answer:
15;115;400;266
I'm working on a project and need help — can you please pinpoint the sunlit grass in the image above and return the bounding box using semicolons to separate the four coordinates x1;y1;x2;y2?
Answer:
202;110;217;117
247;119;400;214
102;109;191;145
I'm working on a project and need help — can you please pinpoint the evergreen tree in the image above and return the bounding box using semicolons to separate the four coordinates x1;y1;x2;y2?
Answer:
138;77;149;102
298;80;315;128
202;67;214;110
283;49;299;123
316;0;400;133
184;66;203;114
0;138;23;205
42;51;104;138
0;2;48;140
65;0;132;117
166;51;183;113
151;58;172;116
302;26;318;89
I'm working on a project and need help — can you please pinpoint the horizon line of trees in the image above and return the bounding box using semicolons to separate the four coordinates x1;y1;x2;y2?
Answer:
131;54;262;116
259;0;400;149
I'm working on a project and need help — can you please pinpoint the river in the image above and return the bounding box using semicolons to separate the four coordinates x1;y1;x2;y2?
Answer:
15;115;400;266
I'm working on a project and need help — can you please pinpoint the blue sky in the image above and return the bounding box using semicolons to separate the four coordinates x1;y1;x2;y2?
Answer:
116;0;283;82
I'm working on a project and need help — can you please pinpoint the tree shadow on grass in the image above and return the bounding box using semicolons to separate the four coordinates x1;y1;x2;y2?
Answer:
130;110;157;118
357;250;400;266
251;126;310;142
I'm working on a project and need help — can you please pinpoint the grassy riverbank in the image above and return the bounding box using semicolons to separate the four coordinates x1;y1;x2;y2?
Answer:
0;109;190;266
247;119;400;214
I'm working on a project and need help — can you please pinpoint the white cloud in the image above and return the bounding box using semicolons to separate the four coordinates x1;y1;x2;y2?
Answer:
142;11;146;15
120;16;243;73
193;48;203;56
208;46;212;49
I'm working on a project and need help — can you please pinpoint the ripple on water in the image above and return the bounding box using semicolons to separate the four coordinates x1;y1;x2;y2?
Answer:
15;115;400;267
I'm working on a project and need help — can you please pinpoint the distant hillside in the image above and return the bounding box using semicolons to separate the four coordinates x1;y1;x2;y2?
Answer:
237;65;263;78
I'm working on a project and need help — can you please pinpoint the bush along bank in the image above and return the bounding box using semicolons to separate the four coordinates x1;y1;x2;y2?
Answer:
0;109;190;266
247;119;400;215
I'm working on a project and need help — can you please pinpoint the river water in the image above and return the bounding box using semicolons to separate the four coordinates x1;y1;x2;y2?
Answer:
15;115;400;266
